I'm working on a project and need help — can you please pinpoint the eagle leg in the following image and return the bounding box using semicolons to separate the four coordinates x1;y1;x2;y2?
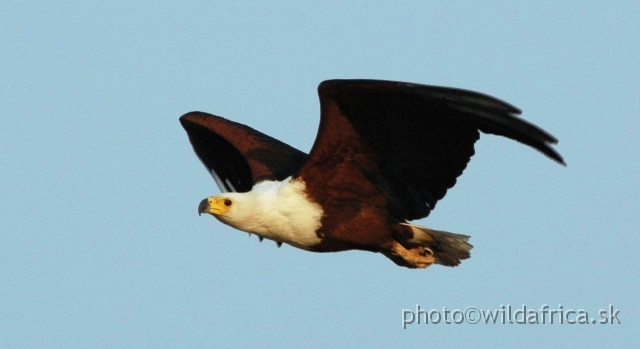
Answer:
381;241;436;269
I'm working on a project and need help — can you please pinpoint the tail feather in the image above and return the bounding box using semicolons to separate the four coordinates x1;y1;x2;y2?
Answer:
401;223;473;267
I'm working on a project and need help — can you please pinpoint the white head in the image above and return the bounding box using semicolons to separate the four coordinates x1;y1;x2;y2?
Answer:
198;193;259;231
195;179;324;249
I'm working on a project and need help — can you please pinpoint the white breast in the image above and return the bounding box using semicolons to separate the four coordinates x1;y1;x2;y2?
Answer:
226;177;324;250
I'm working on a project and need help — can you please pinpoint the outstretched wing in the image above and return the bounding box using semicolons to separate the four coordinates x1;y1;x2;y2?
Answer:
298;79;564;221
180;112;308;193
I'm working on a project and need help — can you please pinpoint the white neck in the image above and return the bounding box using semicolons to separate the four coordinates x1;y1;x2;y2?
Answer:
220;177;324;250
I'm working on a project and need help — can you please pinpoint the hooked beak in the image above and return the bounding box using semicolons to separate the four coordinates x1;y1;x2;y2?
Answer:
198;198;210;216
198;196;228;216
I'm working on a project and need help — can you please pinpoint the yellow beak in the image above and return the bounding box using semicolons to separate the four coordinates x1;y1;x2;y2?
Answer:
197;197;229;216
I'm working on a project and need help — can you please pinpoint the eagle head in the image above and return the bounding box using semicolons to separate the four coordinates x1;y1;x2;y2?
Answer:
197;193;260;232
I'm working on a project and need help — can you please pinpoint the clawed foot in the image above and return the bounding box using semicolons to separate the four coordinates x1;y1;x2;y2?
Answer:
385;242;435;269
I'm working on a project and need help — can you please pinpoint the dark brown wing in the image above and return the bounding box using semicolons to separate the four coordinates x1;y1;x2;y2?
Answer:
180;112;307;192
298;79;564;221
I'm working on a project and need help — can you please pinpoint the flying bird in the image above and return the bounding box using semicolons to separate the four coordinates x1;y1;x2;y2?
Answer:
180;79;564;269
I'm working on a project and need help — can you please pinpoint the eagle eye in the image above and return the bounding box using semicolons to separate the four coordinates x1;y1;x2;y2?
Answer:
224;199;232;206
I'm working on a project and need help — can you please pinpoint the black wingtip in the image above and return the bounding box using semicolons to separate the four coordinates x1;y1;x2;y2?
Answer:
552;152;567;167
546;150;566;167
533;137;565;166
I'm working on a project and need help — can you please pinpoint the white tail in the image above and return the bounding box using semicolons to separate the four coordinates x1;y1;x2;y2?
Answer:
401;223;473;267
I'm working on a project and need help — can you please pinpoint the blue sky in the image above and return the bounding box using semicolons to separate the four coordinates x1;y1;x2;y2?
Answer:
1;1;638;348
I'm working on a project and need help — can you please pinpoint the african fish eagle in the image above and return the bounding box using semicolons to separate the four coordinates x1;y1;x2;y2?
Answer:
180;79;564;269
